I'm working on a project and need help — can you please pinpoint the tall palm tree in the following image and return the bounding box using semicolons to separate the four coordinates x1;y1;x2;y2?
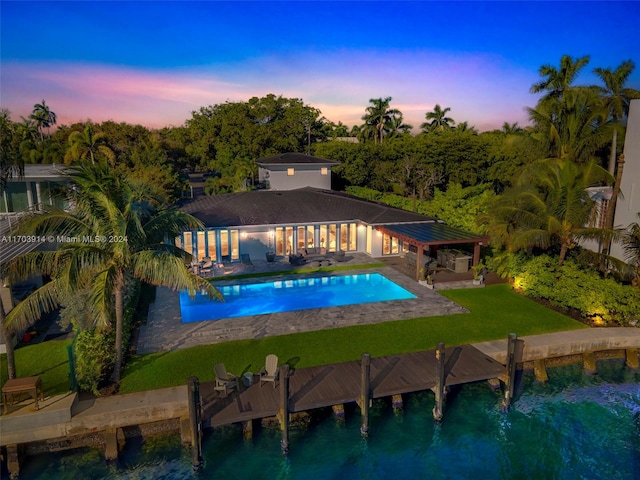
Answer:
484;158;616;266
30;99;57;142
527;87;609;163
387;114;413;138
530;54;591;104
593;60;640;175
361;97;401;144
65;122;116;166
420;104;455;133
4;164;221;382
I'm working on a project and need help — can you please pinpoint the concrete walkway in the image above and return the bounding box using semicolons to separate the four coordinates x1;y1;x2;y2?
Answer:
137;254;468;353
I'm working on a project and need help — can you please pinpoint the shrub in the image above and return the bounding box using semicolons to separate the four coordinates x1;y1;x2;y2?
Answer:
501;253;640;326
74;330;115;395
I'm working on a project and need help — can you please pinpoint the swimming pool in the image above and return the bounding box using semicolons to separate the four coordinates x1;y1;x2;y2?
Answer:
179;273;417;322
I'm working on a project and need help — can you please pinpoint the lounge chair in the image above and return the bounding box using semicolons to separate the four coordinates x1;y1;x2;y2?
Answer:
259;354;279;388
214;363;238;396
240;253;255;270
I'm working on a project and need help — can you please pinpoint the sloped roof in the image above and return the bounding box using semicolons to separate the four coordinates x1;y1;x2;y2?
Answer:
178;187;435;227
377;223;489;246
255;153;340;166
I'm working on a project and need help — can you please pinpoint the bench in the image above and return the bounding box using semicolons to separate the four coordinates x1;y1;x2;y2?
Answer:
2;376;43;414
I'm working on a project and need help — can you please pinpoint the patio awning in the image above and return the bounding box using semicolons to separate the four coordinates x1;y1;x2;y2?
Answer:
376;222;489;247
375;222;489;280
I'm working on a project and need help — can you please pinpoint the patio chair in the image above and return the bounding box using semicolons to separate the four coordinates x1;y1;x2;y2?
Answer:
240;253;255;270
214;363;238;396
259;354;279;388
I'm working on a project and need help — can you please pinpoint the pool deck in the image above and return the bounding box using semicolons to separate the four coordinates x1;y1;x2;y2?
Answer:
136;253;468;353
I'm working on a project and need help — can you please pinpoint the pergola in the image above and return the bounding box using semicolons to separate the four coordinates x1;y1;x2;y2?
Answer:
375;222;490;281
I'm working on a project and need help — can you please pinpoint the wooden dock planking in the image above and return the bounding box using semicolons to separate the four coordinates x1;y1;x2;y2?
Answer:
205;345;506;428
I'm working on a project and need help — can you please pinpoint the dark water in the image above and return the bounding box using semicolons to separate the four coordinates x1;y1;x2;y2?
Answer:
15;360;640;479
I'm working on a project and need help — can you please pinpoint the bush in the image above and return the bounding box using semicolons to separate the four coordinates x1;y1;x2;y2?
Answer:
501;253;640;326
74;330;115;395
72;279;141;393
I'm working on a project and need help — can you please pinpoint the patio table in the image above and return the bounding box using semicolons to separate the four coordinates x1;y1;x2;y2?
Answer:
2;375;43;414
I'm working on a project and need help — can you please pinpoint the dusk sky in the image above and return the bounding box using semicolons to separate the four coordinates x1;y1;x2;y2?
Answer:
2;1;639;132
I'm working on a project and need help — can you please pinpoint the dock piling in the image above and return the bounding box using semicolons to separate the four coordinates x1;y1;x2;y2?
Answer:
502;333;518;412
432;342;445;423
277;364;290;454
187;376;203;471
358;353;371;437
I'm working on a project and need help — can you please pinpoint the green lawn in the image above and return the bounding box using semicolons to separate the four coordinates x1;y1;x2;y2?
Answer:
118;283;586;394
1;283;587;396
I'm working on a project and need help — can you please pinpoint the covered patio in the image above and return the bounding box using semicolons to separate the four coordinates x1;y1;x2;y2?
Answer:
375;223;489;281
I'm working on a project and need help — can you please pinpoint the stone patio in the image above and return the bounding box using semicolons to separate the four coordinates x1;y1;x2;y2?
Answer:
136;253;469;353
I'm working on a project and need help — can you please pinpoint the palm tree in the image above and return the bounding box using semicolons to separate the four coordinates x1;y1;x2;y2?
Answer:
501;122;523;135
484;158;616;266
30;99;57;142
622;213;640;287
387;114;413;138
361;97;401;144
64;122;116;166
593;60;640;175
4;164;221;382
456;121;478;134
530;54;591;104
527;87;609;163
420;104;455;133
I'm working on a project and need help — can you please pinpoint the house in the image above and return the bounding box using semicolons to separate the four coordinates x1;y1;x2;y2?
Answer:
583;99;640;264
177;186;488;280
256;153;340;191
610;99;640;262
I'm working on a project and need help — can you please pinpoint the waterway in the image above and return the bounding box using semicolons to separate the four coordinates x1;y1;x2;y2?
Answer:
14;359;640;479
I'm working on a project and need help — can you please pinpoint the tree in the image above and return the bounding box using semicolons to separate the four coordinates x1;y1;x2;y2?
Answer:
420;104;455;133
501;122;523;135
361;97;401;144
527;87;609;163
64;122;116;166
484;158;616;266
593;60;640;175
530;54;591;104
0;109;23;189
456;121;478;134
4;164;221;382
622;213;640;287
30;99;57;141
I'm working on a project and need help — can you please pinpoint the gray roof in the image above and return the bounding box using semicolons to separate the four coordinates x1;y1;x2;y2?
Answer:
255;153;340;166
378;223;489;246
178;187;436;227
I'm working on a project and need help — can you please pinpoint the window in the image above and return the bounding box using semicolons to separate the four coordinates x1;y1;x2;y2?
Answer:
349;223;357;251
287;168;295;176
197;231;206;260
340;223;348;251
366;226;372;254
321;167;328;175
297;226;306;250
207;231;217;260
320;225;327;248
183;232;193;256
307;225;315;247
382;234;399;255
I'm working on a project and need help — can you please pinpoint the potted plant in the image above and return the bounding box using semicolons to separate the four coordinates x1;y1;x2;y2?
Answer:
419;267;435;289
266;252;276;262
472;261;486;285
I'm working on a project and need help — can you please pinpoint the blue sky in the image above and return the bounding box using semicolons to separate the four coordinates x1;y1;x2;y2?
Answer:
2;1;639;131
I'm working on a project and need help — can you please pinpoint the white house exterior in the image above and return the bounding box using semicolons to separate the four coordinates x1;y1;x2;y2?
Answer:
611;99;640;262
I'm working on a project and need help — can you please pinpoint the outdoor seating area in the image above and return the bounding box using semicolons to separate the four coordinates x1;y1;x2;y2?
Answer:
213;355;280;397
214;363;238;396
259;354;279;388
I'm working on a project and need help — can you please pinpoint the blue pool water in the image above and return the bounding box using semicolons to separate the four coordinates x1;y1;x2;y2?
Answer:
179;273;417;322
14;360;640;479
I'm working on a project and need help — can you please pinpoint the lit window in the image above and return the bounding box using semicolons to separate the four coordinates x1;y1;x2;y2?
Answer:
287;168;295;176
321;167;328;175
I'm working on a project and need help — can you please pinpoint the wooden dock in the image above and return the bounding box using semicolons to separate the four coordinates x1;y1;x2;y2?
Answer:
202;344;506;428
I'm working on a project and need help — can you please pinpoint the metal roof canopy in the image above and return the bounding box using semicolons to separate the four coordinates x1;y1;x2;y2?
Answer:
375;223;489;281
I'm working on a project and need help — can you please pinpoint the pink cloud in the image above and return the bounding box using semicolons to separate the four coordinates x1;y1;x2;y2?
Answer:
1;49;535;131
